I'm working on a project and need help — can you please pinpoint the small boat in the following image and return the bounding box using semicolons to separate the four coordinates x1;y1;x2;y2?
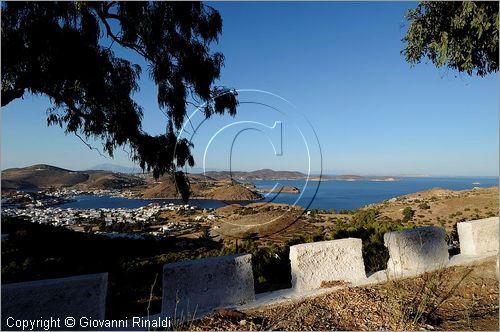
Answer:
472;182;480;185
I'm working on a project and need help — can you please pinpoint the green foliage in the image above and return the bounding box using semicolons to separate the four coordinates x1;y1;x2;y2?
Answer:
222;241;292;292
330;209;411;272
403;1;498;76
418;202;431;210
1;2;238;199
402;207;415;222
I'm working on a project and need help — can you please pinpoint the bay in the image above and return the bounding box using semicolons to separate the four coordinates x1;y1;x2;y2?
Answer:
56;196;250;210
56;177;498;211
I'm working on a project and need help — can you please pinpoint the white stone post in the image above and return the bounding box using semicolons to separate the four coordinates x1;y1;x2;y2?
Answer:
161;254;255;318
457;217;499;256
289;238;366;292
384;226;448;277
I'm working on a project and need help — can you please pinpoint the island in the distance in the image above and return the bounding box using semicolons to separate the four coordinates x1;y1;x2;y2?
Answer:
1;164;398;201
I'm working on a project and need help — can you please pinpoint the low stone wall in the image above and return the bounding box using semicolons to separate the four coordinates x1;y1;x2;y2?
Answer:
457;217;499;256
162;253;255;318
1;273;107;330
289;238;366;292
384;226;448;276
3;221;496;326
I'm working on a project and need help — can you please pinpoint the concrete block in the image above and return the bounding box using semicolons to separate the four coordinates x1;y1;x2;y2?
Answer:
1;273;107;330
162;254;255;318
289;238;366;292
384;226;448;276
457;217;499;256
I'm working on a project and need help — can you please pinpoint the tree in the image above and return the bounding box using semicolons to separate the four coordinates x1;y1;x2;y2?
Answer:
1;1;238;200
402;1;499;77
402;207;415;222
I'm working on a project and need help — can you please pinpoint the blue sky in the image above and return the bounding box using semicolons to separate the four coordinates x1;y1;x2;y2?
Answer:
1;2;498;176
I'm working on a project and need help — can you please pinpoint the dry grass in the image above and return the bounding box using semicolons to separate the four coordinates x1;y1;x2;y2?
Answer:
372;187;499;232
187;257;499;331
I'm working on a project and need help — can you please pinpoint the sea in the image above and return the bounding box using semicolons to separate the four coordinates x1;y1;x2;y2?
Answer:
57;176;498;211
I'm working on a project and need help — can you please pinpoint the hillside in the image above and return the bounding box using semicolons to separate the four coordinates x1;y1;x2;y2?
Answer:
1;164;145;191
2;164;399;192
207;184;263;200
364;186;499;232
2;164;89;190
141;176;262;201
73;171;145;190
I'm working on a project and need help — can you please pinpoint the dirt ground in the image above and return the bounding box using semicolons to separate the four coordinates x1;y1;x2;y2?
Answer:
186;256;499;331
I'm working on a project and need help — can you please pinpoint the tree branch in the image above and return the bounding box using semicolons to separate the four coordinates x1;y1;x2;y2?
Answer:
74;132;108;158
93;6;150;61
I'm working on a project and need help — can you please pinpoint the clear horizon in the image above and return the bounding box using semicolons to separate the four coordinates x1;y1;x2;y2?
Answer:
2;2;498;177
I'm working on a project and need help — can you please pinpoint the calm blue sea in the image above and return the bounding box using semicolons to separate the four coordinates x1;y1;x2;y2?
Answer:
57;177;498;211
254;177;499;210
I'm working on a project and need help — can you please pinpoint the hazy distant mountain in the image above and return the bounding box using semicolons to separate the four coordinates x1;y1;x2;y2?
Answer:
202;169;306;180
198;169;397;181
86;164;140;174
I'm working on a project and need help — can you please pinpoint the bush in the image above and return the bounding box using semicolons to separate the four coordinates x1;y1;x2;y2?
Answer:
222;240;292;293
418;202;431;210
330;209;411;273
402;207;415;222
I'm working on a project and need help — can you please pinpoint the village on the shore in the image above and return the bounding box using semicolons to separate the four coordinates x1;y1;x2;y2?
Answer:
1;189;219;240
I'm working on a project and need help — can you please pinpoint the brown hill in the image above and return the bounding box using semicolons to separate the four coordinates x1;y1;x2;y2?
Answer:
141;176;182;198
2;164;89;190
1;164;144;191
207;184;263;200
363;186;499;232
142;176;262;201
73;171;145;190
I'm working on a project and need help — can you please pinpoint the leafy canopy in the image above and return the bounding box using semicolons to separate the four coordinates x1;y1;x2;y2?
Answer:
402;1;499;76
1;1;238;199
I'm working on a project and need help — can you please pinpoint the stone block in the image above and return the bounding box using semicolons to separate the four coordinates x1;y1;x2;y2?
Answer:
384;226;448;276
162;254;255;318
289;238;366;292
1;273;107;330
457;217;499;255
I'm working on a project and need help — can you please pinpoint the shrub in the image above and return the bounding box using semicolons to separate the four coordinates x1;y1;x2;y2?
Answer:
418;202;431;210
402;207;415;222
330;209;411;273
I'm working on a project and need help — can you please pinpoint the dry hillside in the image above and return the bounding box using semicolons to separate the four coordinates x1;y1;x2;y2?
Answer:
141;176;262;201
1;164;145;191
1;164;89;190
365;186;499;232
